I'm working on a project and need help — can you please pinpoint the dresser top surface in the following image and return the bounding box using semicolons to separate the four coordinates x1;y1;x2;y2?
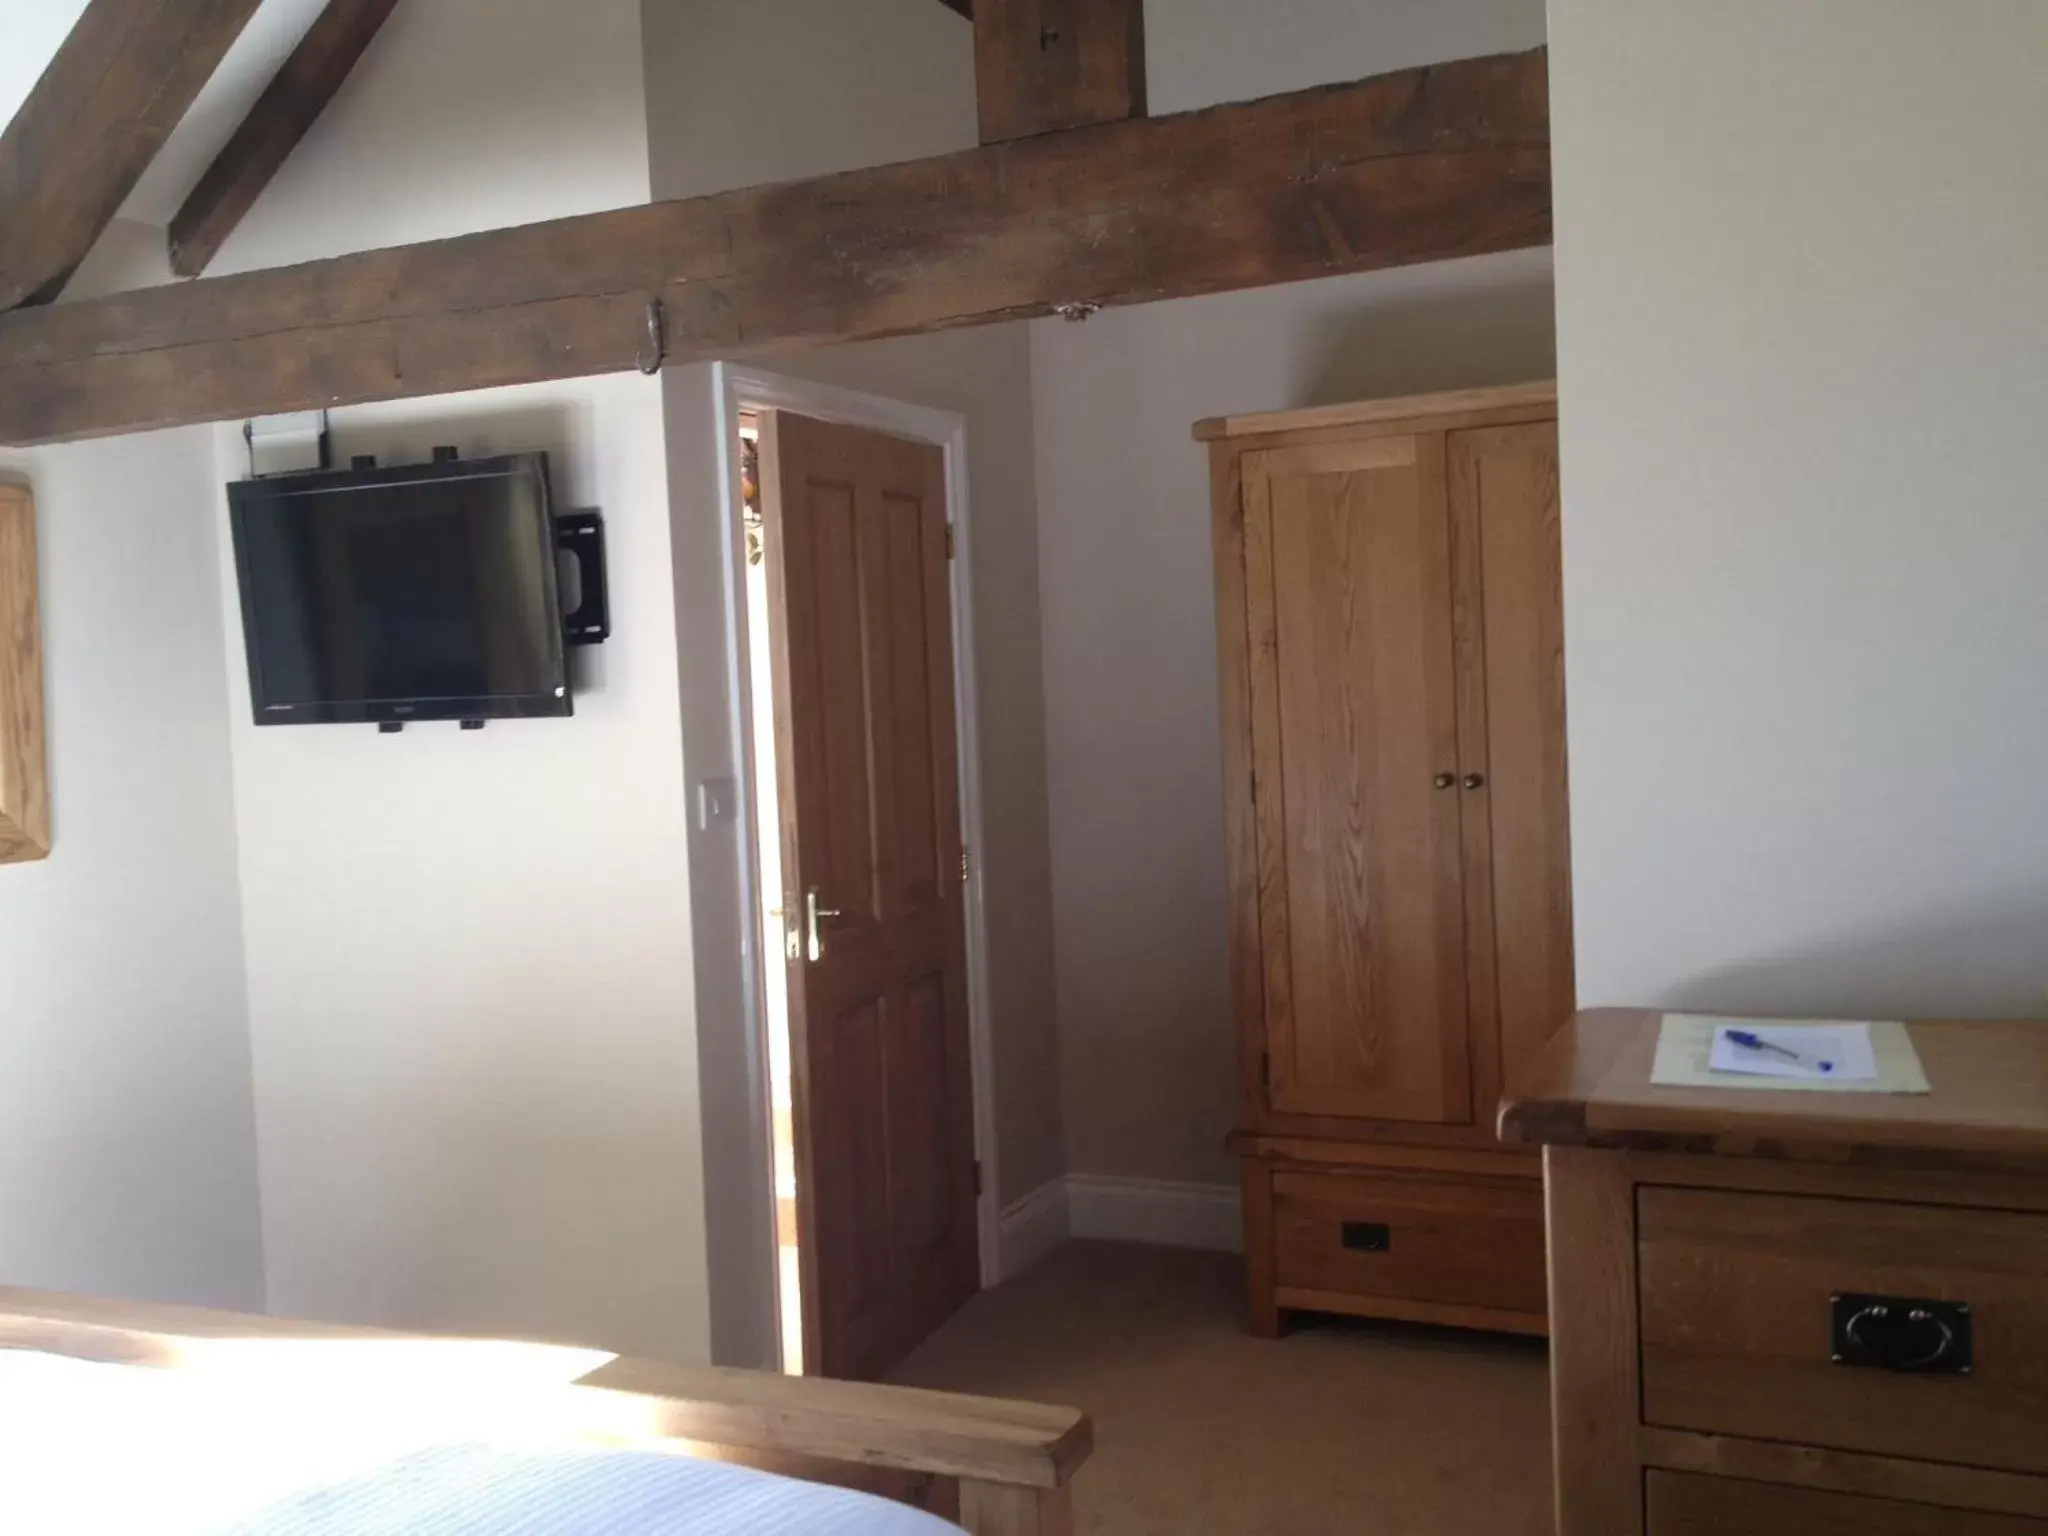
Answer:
1499;1008;2048;1172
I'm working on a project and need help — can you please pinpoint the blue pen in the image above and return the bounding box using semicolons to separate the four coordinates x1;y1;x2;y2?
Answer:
1726;1029;1834;1073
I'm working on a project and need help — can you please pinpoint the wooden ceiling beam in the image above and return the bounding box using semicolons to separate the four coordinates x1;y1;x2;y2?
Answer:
168;0;404;278
974;0;1146;143
0;0;265;310
936;0;973;19
0;48;1551;447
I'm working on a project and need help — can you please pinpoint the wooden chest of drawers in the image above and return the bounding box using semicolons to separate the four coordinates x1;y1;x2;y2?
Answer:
1502;1009;2048;1535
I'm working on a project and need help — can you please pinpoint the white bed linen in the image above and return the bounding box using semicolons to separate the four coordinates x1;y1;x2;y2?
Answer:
216;1443;963;1535
0;1350;958;1535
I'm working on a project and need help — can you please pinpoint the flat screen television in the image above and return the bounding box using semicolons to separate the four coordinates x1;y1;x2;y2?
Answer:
228;452;569;726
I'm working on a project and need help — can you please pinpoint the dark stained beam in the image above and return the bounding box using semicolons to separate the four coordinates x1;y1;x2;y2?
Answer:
0;0;264;309
936;0;972;18
0;48;1551;446
975;0;1146;143
168;0;404;278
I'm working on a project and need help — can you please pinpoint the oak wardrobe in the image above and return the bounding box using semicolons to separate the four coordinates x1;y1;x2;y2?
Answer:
1198;382;1572;1337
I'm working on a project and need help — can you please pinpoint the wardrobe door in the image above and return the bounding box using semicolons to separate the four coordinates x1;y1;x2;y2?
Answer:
1242;433;1472;1125
1448;421;1575;1118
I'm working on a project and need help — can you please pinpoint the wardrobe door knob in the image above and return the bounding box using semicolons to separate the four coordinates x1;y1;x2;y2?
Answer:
1433;773;1455;790
1463;774;1486;790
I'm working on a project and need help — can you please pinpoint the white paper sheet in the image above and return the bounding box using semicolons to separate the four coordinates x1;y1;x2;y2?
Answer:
1707;1021;1877;1081
1650;1014;1932;1094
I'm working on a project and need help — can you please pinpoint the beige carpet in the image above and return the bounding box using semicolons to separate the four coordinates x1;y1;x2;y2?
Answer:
891;1241;1553;1536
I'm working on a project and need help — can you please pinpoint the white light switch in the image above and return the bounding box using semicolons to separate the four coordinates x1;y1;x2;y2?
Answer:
697;777;739;830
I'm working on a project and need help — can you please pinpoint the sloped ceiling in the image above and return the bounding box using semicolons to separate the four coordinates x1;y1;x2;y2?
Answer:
2;0;332;227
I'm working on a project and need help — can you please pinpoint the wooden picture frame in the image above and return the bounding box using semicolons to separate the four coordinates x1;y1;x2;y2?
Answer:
0;483;49;864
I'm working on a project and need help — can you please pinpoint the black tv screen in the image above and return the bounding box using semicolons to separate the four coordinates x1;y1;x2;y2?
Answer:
229;452;569;726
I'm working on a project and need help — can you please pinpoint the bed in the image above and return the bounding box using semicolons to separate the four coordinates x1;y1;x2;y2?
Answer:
0;1287;1088;1536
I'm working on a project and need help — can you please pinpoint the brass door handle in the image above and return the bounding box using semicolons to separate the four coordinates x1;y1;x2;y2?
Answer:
806;887;842;963
1434;773;1455;790
1463;774;1486;790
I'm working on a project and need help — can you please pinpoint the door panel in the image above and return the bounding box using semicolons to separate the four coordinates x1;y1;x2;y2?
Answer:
882;493;942;910
889;972;963;1297
1243;433;1471;1124
1448;422;1574;1120
810;994;895;1349
759;410;977;1381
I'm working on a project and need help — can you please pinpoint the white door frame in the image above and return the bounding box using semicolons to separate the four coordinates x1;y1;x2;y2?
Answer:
712;363;1001;1346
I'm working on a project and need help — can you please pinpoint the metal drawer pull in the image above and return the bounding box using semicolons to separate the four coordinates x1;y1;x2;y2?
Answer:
1340;1222;1391;1253
1831;1293;1973;1375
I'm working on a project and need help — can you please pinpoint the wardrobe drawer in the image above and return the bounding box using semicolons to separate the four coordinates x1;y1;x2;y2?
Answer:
1639;1188;2048;1475
1647;1471;2048;1536
1271;1168;1546;1320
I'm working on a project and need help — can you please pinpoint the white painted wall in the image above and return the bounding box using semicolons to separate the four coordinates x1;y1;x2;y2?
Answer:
1144;0;1545;112
0;427;264;1309
1033;249;1556;1186
0;216;263;1308
645;0;975;201
201;0;713;1359
1550;1;2048;1018
213;376;704;1359
208;0;652;274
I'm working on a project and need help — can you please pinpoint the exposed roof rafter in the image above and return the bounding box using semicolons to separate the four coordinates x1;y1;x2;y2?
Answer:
169;0;405;278
0;0;264;309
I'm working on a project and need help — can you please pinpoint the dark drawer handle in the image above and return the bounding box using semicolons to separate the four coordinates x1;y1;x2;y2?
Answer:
1340;1221;1391;1253
1831;1293;1973;1375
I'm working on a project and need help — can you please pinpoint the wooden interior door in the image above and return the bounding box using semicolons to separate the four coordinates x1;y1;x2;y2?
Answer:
758;409;978;1381
1242;433;1472;1124
1448;421;1574;1117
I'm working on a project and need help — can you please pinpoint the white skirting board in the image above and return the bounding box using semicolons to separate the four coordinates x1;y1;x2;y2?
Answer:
996;1175;1243;1280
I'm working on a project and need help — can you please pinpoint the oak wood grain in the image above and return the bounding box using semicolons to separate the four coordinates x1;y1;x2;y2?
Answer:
0;1286;1092;1493
1271;1165;1547;1317
0;484;49;864
1209;441;1271;1135
167;0;403;277
1227;1131;1537;1180
1638;1186;2048;1476
1449;421;1574;1127
1240;1159;1281;1339
1193;382;1558;443
1640;1428;2048;1521
1501;1010;2048;1175
959;1480;1075;1536
1646;1470;2048;1536
0;49;1550;444
1270;1286;1548;1337
1243;433;1470;1124
1622;1151;2048;1215
1546;1145;1644;1535
973;0;1145;143
0;0;263;309
1211;389;1567;1340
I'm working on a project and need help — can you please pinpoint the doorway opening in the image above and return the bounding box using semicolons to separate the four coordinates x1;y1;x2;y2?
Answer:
737;412;805;1376
723;369;1000;1381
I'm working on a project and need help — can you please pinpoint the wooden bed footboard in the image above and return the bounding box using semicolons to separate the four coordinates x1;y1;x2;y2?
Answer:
0;1287;1089;1536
